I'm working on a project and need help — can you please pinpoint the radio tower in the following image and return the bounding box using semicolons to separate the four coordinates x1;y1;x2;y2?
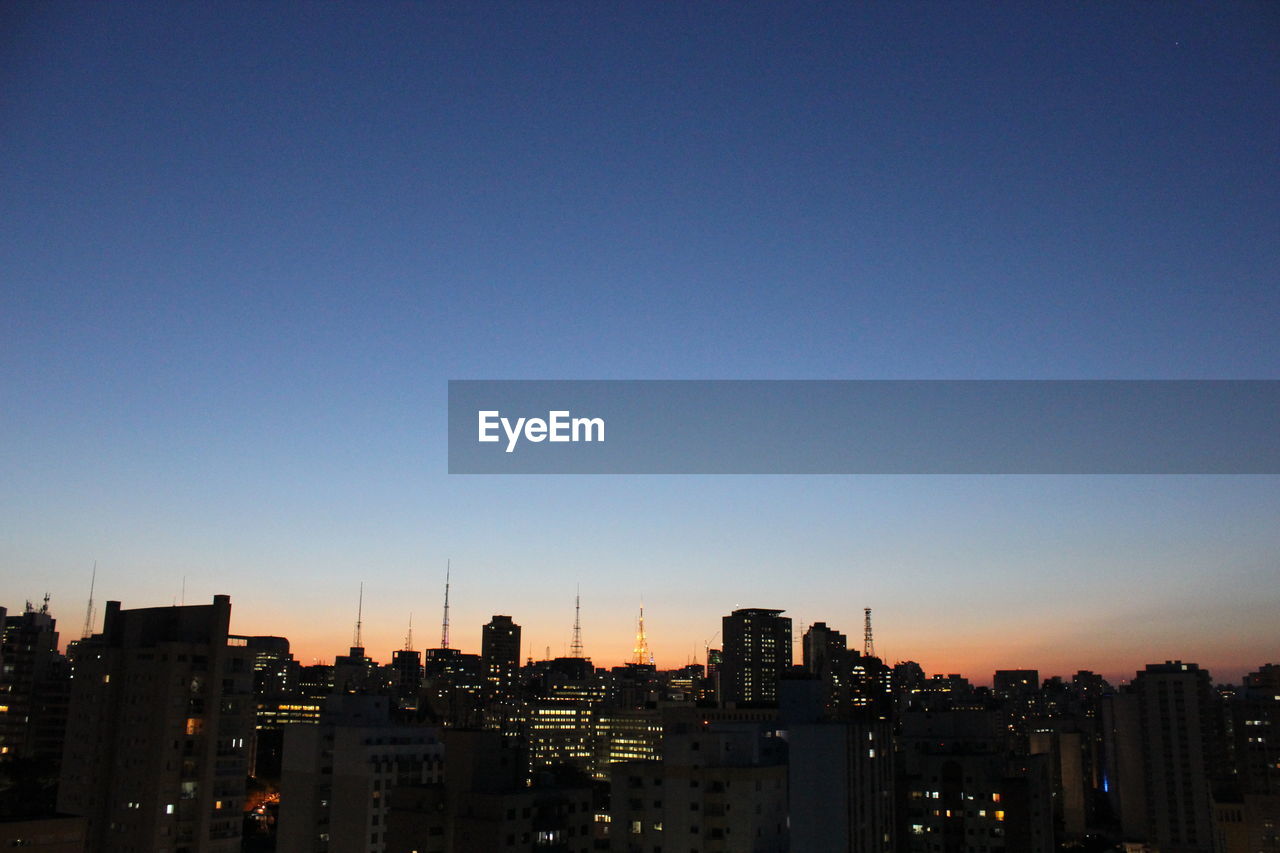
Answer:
633;602;653;665
440;561;451;649
569;587;584;658
863;607;876;658
353;581;363;648
81;561;97;640
404;613;414;651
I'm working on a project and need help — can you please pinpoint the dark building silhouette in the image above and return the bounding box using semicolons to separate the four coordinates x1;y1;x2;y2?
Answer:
0;601;70;769
386;729;593;853
1102;661;1222;852
783;675;894;852
720;608;791;708
278;695;443;853
610;709;789;853
56;595;253;852
899;710;1053;853
481;615;521;696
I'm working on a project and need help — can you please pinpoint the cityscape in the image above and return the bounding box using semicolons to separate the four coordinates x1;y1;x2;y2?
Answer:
4;2;1278;852
0;588;1276;852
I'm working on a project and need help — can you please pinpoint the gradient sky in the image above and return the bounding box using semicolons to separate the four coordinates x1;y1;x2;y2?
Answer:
2;2;1278;685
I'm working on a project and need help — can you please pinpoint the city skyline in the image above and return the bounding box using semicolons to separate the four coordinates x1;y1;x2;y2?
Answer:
12;581;1273;689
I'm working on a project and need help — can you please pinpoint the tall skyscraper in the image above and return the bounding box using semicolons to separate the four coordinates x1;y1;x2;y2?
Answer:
57;595;254;852
721;608;792;708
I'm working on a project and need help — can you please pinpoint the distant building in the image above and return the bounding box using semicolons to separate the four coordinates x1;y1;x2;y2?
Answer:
56;595;254;852
481;615;521;696
720;608;791;708
391;648;422;708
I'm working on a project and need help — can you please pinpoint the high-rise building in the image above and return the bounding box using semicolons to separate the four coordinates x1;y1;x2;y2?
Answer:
481;615;521;695
720;608;791;708
56;595;254;852
1102;661;1222;852
0;600;70;768
391;648;422;708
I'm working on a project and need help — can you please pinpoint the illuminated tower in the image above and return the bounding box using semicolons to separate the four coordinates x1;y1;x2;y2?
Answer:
633;602;653;666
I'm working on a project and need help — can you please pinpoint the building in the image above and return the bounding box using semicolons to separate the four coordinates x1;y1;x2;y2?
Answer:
898;710;1053;853
720;608;791;708
277;694;444;853
482;615;521;696
0;600;70;769
391;648;422;709
594;708;662;780
56;595;254;852
788;717;894;852
385;729;594;853
1102;662;1222;853
610;714;789;853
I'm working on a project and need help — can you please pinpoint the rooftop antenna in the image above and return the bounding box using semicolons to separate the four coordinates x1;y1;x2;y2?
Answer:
40;592;50;615
81;562;97;640
633;600;652;666
864;607;876;658
404;613;414;651
353;582;364;650
440;560;451;649
569;585;584;658
181;575;186;607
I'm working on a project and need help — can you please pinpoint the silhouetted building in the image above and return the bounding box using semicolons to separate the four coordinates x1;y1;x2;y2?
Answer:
57;595;253;852
610;712;789;853
898;710;1053;853
0;601;69;769
789;715;894;852
391;648;422;708
277;695;443;853
720;608;791;708
385;729;594;853
481;615;521;696
1102;661;1222;852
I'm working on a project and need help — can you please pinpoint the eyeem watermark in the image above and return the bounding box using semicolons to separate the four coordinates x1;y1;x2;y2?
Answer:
451;380;1280;473
477;410;606;453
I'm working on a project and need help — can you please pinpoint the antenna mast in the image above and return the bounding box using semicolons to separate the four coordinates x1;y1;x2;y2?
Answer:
81;562;97;639
353;582;364;649
404;613;414;651
863;607;876;658
440;560;451;649
569;586;584;658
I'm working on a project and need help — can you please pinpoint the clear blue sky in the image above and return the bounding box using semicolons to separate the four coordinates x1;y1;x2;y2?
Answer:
2;2;1277;680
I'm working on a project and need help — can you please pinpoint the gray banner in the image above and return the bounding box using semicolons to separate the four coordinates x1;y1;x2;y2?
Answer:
447;380;1280;474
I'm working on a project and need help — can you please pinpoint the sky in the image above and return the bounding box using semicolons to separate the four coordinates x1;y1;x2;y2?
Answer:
2;2;1278;685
